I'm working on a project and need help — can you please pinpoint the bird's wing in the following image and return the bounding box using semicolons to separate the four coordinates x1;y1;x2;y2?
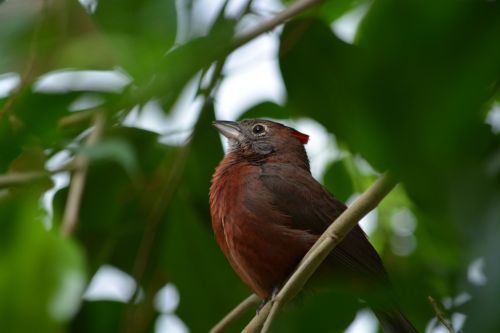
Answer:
258;163;387;280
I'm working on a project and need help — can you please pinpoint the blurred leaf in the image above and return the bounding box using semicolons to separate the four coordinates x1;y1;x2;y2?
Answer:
80;138;140;178
280;12;500;211
0;90;79;172
5;145;53;193
237;101;289;121
122;14;236;110
0;2;38;72
281;0;365;23
280;18;358;140
323;159;355;202
70;300;125;333
92;0;176;45
0;194;87;333
89;0;177;79
273;290;359;333
53;127;172;274
56;33;119;70
182;101;223;219
9;145;47;172
448;155;500;333
318;0;367;23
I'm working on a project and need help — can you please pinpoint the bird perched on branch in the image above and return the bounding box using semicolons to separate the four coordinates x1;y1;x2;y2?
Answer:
210;119;417;333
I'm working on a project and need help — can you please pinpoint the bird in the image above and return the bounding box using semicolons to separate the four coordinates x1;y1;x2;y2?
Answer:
209;119;417;333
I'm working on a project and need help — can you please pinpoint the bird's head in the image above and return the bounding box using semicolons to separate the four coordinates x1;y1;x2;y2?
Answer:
213;119;310;168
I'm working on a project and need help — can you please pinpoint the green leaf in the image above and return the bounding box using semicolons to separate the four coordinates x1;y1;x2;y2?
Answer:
80;138;140;178
183;101;224;219
52;127;173;274
279;13;500;211
92;0;176;47
0;90;80;172
318;0;368;24
0;194;87;332
323;159;355;202
90;0;176;77
237;101;289;121
70;300;125;333
273;290;359;333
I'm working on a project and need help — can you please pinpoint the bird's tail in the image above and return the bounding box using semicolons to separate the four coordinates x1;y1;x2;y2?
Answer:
372;307;418;333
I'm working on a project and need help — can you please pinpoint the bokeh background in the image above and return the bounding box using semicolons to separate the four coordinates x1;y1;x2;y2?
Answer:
1;0;500;332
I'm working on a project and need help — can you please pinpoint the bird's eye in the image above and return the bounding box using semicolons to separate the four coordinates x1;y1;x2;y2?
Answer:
252;124;266;135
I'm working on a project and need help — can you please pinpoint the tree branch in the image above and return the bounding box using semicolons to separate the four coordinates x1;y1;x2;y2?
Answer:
210;294;261;333
232;0;325;50
240;173;397;333
58;110;95;129
61;112;105;237
428;296;458;333
0;162;75;189
0;171;49;189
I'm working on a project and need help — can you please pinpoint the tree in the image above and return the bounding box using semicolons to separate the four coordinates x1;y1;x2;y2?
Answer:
0;0;499;332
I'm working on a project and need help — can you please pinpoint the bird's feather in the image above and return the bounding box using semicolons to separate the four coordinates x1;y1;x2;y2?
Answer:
259;163;388;282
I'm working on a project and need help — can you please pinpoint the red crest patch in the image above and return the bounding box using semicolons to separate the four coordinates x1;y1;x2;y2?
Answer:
291;130;309;144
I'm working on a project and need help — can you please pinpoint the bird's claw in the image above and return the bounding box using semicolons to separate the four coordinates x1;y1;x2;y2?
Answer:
256;287;280;315
271;287;279;302
256;299;267;315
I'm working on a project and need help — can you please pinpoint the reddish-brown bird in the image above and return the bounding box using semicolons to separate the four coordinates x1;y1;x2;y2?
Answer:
210;119;417;333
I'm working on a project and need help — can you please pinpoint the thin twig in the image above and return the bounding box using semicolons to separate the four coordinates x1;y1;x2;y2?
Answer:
242;300;271;333
0;0;48;121
260;298;280;333
240;173;397;333
210;294;261;333
0;161;76;189
0;172;49;189
231;0;324;50
58;110;95;129
428;296;457;333
61;112;105;237
199;60;227;98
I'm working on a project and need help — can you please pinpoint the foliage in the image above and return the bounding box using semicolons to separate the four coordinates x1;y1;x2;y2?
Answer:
0;0;499;332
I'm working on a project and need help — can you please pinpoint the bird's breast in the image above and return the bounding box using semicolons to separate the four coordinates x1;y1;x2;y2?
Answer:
210;159;317;298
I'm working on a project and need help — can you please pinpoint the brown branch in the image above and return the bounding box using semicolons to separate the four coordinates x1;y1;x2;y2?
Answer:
0;162;75;189
61;112;105;237
428;296;457;333
240;173;397;333
210;294;261;333
0;172;49;189
58;110;95;129
232;0;325;50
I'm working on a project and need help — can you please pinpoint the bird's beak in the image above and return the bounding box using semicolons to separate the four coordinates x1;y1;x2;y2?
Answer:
212;120;242;141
